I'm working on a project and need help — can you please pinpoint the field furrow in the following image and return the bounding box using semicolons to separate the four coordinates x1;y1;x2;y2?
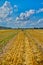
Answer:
0;31;25;65
0;29;43;65
24;30;43;65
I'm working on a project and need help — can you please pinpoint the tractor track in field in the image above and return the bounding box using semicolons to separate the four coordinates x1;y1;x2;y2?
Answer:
24;31;43;64
0;32;19;58
25;31;43;52
0;30;43;65
25;31;43;53
24;36;36;65
0;31;26;65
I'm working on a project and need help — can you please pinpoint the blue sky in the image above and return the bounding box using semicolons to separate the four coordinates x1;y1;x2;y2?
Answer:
0;0;43;28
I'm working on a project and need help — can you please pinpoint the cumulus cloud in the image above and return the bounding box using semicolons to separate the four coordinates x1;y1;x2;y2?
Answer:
36;8;43;13
14;5;18;9
30;18;43;26
0;1;19;24
15;8;43;27
0;1;13;19
16;10;35;21
14;20;28;27
15;10;35;27
0;1;43;28
14;5;18;12
37;18;43;23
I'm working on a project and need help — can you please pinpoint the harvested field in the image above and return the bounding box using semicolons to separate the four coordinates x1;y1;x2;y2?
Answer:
0;29;43;65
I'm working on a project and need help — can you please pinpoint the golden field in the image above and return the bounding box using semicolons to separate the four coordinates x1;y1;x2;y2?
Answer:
0;29;43;65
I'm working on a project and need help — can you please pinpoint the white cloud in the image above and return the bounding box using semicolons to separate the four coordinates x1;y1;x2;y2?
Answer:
14;5;18;8
14;21;28;27
20;21;27;27
5;17;13;22
25;10;35;17
0;1;19;24
0;1;43;28
15;9;43;27
36;8;43;13
16;17;19;21
15;9;35;27
14;5;18;12
16;9;35;21
0;1;13;19
30;22;35;25
37;18;43;23
30;18;43;26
